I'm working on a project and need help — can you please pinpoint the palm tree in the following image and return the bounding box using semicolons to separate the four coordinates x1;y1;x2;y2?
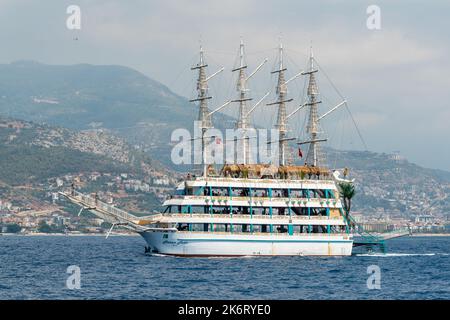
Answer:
339;182;356;230
339;182;355;214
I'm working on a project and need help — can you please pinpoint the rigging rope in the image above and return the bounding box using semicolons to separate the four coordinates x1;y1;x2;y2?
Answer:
313;58;369;151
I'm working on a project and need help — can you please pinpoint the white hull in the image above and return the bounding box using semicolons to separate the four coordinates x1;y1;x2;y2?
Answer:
140;230;353;256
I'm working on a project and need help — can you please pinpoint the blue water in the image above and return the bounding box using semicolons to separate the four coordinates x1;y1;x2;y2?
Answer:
0;235;449;299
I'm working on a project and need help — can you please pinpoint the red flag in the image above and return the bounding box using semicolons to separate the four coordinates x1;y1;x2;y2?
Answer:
298;147;303;158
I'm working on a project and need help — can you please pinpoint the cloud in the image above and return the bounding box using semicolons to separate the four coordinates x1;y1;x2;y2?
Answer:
352;111;387;128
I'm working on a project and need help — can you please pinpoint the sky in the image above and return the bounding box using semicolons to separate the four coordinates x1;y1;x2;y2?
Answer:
1;0;449;171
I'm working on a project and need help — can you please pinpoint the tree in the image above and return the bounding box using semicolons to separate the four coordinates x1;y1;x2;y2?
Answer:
38;221;53;233
338;182;356;230
339;182;356;214
100;221;112;230
6;223;22;233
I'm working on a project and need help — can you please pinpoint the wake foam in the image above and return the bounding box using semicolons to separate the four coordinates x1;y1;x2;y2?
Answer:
355;253;449;257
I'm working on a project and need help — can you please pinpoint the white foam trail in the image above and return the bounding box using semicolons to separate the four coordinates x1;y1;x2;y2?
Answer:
148;253;170;257
356;253;449;257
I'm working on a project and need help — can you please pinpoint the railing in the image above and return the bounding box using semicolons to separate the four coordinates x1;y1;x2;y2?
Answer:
346;212;383;244
63;190;139;223
170;195;341;206
166;213;342;220
378;228;411;240
177;230;351;239
188;177;336;185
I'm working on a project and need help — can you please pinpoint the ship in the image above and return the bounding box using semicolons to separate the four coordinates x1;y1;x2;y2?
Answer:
61;41;370;256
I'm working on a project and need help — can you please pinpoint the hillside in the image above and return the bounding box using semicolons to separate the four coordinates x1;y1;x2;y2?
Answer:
0;117;179;216
0;145;128;185
329;149;450;218
0;60;232;167
0;117;172;184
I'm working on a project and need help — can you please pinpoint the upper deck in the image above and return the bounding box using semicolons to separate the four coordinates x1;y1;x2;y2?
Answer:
182;176;339;191
181;164;340;191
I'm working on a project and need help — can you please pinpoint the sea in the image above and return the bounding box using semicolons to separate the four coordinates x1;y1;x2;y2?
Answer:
0;235;449;300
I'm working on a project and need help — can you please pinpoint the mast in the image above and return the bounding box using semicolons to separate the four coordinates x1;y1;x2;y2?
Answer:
232;40;252;164
267;43;292;166
305;47;322;167
190;46;212;177
230;40;268;165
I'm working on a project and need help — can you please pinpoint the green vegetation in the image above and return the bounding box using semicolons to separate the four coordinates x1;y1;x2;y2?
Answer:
37;221;65;233
101;221;113;229
339;182;356;214
3;223;22;233
37;221;52;233
0;145;129;185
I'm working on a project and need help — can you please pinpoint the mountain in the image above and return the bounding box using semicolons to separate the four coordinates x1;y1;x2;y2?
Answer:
0;60;232;167
0;60;187;127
